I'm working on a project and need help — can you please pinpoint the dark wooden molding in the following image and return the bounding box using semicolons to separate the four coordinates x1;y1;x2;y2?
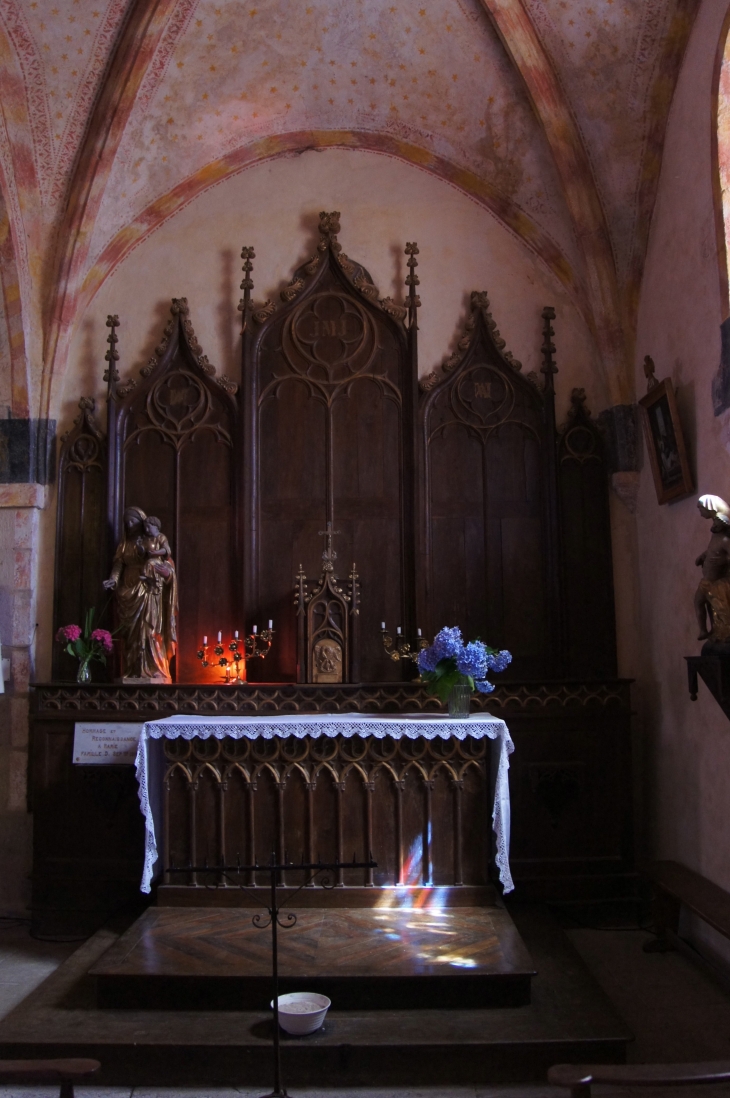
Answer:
32;679;631;717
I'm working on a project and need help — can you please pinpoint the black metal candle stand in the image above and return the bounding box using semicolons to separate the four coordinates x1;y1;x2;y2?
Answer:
166;852;378;1098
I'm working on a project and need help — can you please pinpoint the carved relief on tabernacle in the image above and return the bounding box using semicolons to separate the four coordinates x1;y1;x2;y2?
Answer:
312;638;343;683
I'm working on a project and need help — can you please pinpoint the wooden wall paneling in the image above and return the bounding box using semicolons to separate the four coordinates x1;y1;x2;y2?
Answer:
506;705;633;898
53;399;108;679
29;714;147;938
241;214;416;683
558;389;617;678
111;299;239;681
419;292;554;677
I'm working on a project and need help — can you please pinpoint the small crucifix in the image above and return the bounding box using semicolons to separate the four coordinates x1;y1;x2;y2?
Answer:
319;520;341;564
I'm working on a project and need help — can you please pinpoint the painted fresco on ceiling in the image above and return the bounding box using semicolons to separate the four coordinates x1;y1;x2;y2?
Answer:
89;0;578;275
525;0;682;287
0;0;698;414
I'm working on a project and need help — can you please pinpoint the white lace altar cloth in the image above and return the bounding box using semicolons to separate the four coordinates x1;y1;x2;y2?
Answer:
135;712;514;895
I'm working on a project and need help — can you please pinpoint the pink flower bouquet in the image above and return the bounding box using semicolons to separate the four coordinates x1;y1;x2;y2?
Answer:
56;608;115;682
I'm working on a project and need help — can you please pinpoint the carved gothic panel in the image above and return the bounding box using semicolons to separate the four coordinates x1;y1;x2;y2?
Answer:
420;297;552;677
244;219;413;683
112;301;238;682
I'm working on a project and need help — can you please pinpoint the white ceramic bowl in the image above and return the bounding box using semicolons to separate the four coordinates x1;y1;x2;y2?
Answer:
271;992;331;1035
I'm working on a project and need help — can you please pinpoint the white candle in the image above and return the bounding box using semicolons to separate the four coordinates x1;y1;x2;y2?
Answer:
381;622;386;631
217;631;222;643
253;625;258;634
417;628;422;637
268;620;273;629
203;636;208;645
234;630;239;639
396;626;402;635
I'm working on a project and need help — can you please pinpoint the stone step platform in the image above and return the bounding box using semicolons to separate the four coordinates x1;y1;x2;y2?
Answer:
91;904;535;1010
0;906;631;1086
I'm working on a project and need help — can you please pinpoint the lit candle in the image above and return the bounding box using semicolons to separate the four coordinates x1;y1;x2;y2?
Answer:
234;630;239;639
396;626;402;635
268;620;273;629
203;636;208;645
217;631;222;643
381;622;386;631
253;625;258;634
417;628;422;637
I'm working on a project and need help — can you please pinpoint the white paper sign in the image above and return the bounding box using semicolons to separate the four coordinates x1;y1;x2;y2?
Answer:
73;722;143;765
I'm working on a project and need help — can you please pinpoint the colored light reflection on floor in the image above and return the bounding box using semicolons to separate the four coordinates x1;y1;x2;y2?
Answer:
369;835;478;969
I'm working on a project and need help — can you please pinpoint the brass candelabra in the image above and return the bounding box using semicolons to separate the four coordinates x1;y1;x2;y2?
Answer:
197;624;275;683
380;623;429;665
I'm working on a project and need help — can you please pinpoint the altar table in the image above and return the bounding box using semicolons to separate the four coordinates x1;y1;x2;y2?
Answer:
135;712;514;895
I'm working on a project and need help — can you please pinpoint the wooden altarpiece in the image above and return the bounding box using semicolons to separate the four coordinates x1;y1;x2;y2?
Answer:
36;212;632;938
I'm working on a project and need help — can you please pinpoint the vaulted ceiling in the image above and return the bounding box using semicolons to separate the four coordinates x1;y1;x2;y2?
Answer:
0;0;701;418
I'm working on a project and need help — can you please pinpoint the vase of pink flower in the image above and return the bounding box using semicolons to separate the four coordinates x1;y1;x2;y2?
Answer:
56;608;114;684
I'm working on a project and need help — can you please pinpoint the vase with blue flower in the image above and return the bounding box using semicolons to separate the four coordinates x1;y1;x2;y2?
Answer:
417;626;512;716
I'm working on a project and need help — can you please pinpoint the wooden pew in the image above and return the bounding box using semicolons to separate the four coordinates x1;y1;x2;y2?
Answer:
549;1061;730;1098
0;1058;100;1098
644;860;730;954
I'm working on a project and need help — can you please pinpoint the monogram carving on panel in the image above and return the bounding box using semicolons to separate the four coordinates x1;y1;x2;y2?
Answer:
451;363;535;438
272;292;396;403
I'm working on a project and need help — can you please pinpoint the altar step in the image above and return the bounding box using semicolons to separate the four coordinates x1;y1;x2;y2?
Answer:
0;905;631;1086
91;904;535;1010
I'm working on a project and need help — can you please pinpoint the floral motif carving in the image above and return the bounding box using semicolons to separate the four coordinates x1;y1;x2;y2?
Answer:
253;299;276;324
216;375;239;395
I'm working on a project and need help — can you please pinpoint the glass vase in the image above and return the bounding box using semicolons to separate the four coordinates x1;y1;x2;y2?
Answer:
76;658;92;684
447;684;471;717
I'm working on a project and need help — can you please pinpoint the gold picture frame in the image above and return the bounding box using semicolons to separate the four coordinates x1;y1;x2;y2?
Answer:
639;376;693;505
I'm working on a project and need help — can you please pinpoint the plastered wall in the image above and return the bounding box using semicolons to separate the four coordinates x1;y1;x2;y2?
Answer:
635;0;730;889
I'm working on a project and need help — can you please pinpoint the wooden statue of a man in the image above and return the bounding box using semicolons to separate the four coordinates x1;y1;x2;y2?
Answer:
695;494;730;646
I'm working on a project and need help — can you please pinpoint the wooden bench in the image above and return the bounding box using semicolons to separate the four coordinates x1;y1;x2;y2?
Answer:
549;1062;730;1098
0;1058;100;1098
644;860;730;954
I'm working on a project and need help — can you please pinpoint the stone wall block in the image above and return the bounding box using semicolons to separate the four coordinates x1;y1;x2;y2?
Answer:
13;507;36;549
10;647;29;691
11;588;33;646
13;548;31;589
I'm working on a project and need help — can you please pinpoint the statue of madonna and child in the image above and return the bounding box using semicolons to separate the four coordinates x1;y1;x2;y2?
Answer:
103;506;178;683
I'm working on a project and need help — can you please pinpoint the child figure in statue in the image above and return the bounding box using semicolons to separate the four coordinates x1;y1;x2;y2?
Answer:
695;494;730;645
137;516;173;588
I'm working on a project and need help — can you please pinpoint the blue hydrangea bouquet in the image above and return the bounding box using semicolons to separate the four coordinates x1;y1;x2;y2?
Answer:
417;626;512;704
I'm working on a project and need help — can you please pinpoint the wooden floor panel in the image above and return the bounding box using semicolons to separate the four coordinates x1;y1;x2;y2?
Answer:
91;905;535;1009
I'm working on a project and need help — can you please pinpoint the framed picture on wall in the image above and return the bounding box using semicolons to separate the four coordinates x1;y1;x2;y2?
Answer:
639;374;693;504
